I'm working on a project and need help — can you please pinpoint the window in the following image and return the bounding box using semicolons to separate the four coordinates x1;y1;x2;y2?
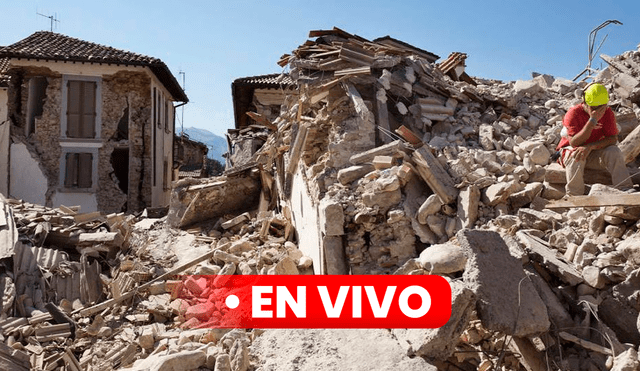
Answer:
59;75;101;191
61;75;101;140
64;152;93;188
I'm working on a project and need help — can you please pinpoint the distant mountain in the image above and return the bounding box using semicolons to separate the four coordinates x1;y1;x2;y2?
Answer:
180;127;227;163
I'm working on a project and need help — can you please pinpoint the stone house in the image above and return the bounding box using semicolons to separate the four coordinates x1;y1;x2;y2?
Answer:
0;31;188;213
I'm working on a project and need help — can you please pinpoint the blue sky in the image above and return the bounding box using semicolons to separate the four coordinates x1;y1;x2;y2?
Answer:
2;1;640;137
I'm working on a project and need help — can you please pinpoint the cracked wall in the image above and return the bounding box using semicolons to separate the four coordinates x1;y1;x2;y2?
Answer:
5;66;153;213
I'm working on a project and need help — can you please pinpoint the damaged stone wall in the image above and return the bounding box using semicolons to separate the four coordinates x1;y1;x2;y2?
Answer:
101;70;152;212
5;66;152;213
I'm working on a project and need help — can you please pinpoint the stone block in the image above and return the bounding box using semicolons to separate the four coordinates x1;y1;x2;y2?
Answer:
417;194;443;224
373;155;394;170
457;185;479;228
320;199;345;236
599;294;640;344
460;229;550;336
337;164;375;185
324;236;348;275
275;257;299;275
417;243;467;274
392;279;476;360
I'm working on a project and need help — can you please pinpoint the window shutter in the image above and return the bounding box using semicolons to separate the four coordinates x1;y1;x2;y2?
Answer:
80;81;96;138
66;80;96;138
65;153;78;187
78;153;93;188
66;81;81;138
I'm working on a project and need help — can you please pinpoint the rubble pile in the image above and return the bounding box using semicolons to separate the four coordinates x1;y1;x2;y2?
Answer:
1;26;640;370
0;193;317;370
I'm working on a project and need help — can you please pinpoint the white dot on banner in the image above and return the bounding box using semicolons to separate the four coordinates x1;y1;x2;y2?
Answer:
226;295;239;309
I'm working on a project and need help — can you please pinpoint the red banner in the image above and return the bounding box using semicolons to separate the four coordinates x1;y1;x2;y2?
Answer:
172;275;451;329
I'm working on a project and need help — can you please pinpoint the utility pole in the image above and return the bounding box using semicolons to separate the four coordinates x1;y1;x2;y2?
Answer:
179;71;186;134
37;12;60;32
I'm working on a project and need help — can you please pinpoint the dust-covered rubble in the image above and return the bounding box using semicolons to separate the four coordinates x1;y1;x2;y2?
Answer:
2;26;640;371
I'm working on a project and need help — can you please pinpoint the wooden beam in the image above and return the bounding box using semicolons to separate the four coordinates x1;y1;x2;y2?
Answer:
546;193;640;209
412;146;459;204
76;243;229;317
286;124;309;175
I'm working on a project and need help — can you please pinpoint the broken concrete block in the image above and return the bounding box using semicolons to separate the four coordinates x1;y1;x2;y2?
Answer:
417;243;467;274
349;140;408;165
528;143;551;165
228;239;256;255
324;236;348;275
599;293;640;345
582;266;606;289
373;155;394;170
518;208;554;230
320;199;344;236
221;212;251;230
275;257;299;275
392;279;476;360
524;267;575;330
417;194;443;224
214;354;232;371
460;229;550;336
457;185;479;229
168;173;261;229
483;181;523;206
133;350;207;371
412;219;438;244
362;187;402;211
214;250;242;264
337;164;375;185
479;124;494;151
230;339;250;371
509;182;543;209
426;214;446;239
514;79;543;96
612;269;640;310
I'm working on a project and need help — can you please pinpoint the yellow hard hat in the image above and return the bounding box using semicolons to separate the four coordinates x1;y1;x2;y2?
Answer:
584;83;609;106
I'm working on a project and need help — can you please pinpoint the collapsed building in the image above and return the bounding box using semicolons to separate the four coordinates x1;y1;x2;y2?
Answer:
0;31;188;213
1;26;640;370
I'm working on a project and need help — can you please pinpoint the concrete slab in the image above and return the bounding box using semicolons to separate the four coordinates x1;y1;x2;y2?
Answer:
459;229;550;336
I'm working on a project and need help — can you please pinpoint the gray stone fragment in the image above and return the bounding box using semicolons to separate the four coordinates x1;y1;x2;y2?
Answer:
392;279;476;360
337;164;375;185
324;236;348;275
417;243;467;274
460;229;550;336
524;267;574;330
599;293;640;345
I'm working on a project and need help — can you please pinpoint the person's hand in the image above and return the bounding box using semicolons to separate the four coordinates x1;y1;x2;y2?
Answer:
571;145;591;161
587;105;607;123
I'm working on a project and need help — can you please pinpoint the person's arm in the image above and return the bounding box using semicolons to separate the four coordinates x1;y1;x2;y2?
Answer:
569;105;616;161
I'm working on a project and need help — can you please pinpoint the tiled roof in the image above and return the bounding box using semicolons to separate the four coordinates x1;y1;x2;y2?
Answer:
232;73;295;88
0;31;187;101
0;57;9;87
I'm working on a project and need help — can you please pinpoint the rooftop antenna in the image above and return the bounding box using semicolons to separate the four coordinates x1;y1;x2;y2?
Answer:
37;11;60;32
179;70;186;134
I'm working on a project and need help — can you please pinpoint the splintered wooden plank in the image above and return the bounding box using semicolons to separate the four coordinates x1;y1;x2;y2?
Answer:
412;146;458;204
546;193;640;209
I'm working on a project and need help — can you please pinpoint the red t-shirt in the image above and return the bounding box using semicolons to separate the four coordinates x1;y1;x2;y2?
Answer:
556;103;618;150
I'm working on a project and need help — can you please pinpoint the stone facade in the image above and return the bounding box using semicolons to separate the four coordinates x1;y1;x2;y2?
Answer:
5;66;160;213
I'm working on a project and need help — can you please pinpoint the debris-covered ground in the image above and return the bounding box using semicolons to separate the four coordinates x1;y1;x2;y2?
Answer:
2;27;640;370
